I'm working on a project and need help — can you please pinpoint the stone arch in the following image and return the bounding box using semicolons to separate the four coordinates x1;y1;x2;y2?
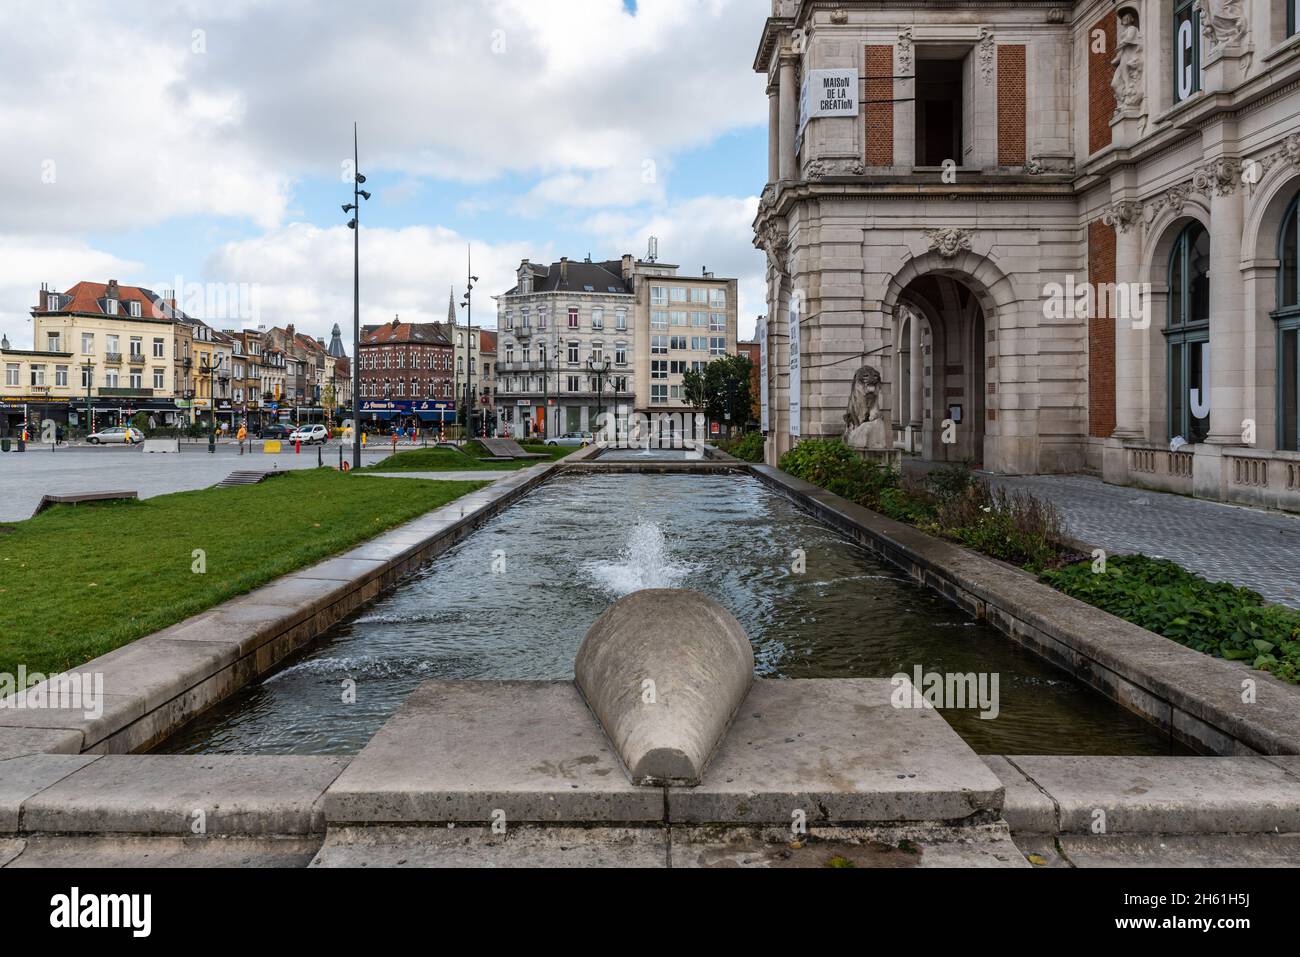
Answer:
881;250;1016;467
1137;209;1212;442
1242;166;1300;450
1243;163;1300;267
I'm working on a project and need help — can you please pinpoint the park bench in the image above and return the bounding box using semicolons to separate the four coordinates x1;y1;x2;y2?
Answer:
32;491;138;518
480;438;548;460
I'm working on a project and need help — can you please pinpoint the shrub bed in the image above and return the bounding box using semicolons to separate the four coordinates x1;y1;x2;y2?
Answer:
778;439;1299;683
1043;556;1300;683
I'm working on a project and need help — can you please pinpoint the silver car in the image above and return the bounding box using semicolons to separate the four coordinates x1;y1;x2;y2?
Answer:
87;426;144;445
545;431;593;447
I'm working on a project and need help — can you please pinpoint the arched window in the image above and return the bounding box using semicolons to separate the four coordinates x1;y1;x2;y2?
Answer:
1275;195;1300;451
1166;221;1210;443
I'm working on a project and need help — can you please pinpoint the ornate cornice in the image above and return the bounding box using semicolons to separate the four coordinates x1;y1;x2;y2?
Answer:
1101;200;1144;233
1192;156;1243;196
1245;132;1300;194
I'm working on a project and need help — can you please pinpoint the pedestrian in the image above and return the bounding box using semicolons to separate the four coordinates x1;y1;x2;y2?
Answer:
237;423;248;455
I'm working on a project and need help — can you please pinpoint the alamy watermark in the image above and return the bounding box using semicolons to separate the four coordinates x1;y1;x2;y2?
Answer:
0;668;104;720
891;666;1000;721
1041;276;1151;329
593;411;709;459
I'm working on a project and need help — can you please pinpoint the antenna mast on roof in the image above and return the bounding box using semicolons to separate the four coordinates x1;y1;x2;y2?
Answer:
646;236;659;264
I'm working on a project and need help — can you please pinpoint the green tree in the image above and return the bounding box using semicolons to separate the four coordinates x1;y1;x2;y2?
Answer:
683;368;708;414
701;355;754;437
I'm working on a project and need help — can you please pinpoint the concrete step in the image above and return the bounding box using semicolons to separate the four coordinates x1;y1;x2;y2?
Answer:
984;754;1300;835
309;823;1025;868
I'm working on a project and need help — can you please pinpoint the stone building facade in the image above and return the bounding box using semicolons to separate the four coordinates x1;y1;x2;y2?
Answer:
754;0;1300;513
495;254;738;438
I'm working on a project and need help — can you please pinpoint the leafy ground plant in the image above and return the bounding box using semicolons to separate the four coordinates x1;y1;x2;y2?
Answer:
1043;555;1300;683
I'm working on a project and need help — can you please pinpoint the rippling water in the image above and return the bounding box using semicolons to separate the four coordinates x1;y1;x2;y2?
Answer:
158;473;1182;756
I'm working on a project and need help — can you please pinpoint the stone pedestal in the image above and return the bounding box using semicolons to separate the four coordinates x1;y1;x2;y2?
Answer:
1203;46;1252;94
1192;443;1226;502
858;448;903;472
1109;110;1146;149
1102;436;1129;485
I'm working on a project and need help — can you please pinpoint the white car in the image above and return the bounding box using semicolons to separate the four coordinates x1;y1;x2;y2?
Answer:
288;424;329;445
87;426;144;445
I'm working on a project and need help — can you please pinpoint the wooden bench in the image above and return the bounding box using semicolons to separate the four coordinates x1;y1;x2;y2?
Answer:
33;491;138;518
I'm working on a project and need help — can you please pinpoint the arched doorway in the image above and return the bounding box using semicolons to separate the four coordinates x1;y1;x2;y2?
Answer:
896;274;987;467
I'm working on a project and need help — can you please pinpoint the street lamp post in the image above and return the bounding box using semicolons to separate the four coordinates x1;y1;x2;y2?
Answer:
81;361;93;439
587;356;612;436
459;248;479;444
343;122;371;470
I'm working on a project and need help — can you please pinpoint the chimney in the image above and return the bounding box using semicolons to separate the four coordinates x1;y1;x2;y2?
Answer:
286;324;295;337
621;255;634;281
560;257;569;283
106;280;119;299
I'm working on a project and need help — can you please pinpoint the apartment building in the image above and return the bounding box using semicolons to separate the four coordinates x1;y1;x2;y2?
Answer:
8;280;183;431
637;269;739;418
357;317;455;429
494;252;737;437
754;0;1300;513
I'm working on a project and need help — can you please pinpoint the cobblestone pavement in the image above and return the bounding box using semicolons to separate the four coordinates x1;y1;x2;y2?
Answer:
986;473;1300;610
0;444;397;522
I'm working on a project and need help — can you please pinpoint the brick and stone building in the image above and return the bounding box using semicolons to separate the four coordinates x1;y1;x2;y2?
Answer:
754;0;1300;513
357;317;454;428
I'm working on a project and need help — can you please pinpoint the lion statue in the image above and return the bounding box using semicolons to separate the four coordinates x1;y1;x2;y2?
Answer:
843;365;891;451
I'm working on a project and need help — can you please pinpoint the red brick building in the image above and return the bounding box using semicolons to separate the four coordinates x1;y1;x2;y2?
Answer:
357;317;453;403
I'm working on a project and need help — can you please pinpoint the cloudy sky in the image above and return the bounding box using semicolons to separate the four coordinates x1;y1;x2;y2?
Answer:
0;0;770;351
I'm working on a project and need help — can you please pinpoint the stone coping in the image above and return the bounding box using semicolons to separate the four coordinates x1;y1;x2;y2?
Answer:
984;755;1300;835
750;465;1300;756
0;461;561;760
324;678;1007;827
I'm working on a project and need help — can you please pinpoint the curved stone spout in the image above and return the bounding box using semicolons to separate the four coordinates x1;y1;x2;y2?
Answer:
575;590;754;787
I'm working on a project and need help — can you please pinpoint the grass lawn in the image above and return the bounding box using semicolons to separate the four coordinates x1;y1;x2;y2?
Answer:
0;470;486;679
364;441;575;473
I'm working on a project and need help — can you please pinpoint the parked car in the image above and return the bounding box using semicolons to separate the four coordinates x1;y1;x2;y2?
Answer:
259;423;294;441
86;426;144;445
545;431;593;447
289;424;329;445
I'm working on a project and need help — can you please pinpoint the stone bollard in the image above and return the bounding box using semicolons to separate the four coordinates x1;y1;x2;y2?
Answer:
575;589;754;787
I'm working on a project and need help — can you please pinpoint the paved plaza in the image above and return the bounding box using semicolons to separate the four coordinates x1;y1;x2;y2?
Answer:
0;443;399;523
988;473;1300;610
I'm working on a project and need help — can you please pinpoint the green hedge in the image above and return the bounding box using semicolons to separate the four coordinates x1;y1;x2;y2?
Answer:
1042;556;1300;683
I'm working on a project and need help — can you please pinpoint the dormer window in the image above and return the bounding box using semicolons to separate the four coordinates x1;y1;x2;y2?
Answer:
46;293;59;311
106;299;118;316
129;301;142;318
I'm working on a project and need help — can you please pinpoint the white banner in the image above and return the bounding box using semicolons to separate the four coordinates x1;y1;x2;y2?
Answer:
788;299;801;438
757;317;770;433
799;68;860;139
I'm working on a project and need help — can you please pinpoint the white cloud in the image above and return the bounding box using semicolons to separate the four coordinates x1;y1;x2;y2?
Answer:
582;194;766;339
0;0;766;232
200;224;546;344
0;238;142;349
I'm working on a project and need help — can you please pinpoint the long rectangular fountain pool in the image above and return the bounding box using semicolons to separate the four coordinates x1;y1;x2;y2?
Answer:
157;472;1184;757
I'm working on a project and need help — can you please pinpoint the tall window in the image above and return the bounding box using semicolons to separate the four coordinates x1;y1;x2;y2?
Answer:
1291;0;1300;38
1167;221;1211;443
1173;0;1200;103
1275;195;1300;450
